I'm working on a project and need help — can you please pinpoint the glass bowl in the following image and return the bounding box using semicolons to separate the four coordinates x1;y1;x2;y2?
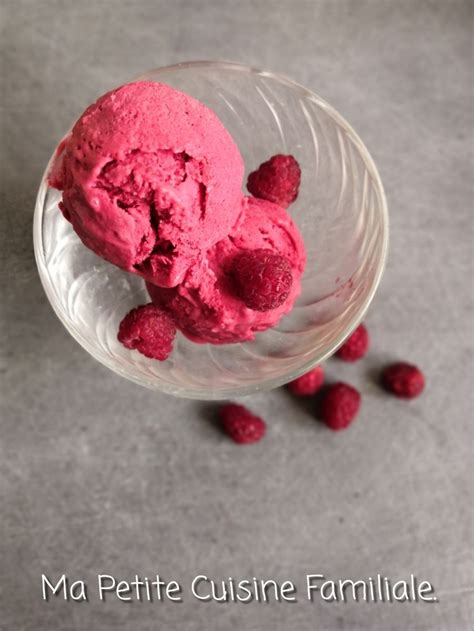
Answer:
34;61;388;400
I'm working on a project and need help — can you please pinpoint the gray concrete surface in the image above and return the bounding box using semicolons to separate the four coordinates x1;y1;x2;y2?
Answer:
1;1;473;629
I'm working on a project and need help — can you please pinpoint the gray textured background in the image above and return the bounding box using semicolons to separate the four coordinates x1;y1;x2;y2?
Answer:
1;1;473;629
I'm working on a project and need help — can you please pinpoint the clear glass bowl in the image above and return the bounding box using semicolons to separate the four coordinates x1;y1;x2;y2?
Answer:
34;61;388;400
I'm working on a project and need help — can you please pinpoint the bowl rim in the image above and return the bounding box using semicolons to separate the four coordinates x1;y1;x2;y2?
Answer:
33;60;389;400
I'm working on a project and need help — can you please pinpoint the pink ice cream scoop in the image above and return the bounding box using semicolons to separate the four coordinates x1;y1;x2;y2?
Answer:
49;81;244;287
147;197;306;344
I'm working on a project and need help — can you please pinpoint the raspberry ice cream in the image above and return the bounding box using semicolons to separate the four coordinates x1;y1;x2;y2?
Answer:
49;81;244;287
147;196;306;344
49;80;306;357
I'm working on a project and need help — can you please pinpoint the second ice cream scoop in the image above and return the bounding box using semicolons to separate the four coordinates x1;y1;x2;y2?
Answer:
147;196;306;344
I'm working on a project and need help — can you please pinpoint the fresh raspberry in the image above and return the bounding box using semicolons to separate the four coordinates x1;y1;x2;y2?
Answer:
219;404;266;444
231;249;293;311
117;303;176;361
288;366;325;396
382;362;425;399
320;383;361;431
336;323;369;362
247;154;301;207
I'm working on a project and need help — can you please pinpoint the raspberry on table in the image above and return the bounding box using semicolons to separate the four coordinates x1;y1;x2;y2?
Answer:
288;366;325;396
219;403;266;444
320;382;361;431
336;323;369;362
117;303;176;361
382;362;425;398
231;248;293;311
247;154;301;207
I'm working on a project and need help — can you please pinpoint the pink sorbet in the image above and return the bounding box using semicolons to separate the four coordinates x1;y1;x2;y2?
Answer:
147;196;306;344
49;81;244;287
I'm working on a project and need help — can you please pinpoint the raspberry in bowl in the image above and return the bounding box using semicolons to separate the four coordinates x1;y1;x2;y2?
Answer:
34;61;388;399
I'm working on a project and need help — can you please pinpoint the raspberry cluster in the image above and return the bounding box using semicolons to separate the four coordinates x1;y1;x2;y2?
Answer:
217;322;425;444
